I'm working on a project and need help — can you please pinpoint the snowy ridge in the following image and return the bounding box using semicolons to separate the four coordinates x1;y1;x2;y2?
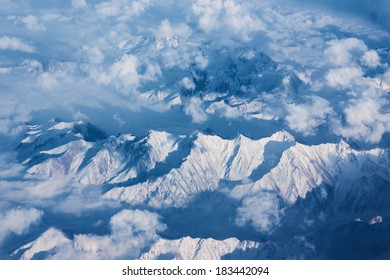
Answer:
119;36;301;121
140;236;261;260
11;119;390;260
18;119;390;215
19;119;183;185
104;131;296;207
233;140;390;204
12;228;71;260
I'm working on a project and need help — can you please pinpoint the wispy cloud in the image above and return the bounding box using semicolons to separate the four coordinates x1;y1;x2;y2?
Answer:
0;208;43;244
286;96;334;136
49;209;166;259
236;191;283;234
0;36;34;52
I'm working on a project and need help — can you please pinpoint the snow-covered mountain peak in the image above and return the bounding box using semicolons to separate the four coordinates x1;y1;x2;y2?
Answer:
269;130;296;143
121;35;186;53
12;228;71;260
140;236;261;260
47;121;77;131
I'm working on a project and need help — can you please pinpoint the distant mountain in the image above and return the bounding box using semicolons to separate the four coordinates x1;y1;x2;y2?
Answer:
9;118;390;259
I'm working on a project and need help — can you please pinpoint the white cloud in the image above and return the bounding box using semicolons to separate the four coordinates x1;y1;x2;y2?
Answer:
38;72;60;90
71;0;87;9
0;167;119;213
361;50;381;68
155;19;192;39
236;192;282;234
285;96;333;136
20;15;46;31
324;38;367;66
223;0;264;41
0;208;43;243
0;36;34;53
333;89;390;143
325;66;363;89
82;46;105;65
95;0;151;20
160;48;192;69
109;55;139;90
72;111;90;122
7;15;46;31
124;0;152;18
95;54;161;95
192;0;223;32
91;54;140;95
195;54;208;69
281;0;390;30
50;209;166;259
192;0;264;41
0;153;24;178
181;77;195;90
184;98;208;123
205;101;241;119
95;1;119;17
141;64;162;82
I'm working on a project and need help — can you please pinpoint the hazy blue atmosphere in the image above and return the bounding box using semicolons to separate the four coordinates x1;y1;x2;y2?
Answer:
0;0;389;259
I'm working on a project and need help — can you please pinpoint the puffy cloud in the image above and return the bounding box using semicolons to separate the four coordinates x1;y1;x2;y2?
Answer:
50;209;166;259
281;0;390;30
361;50;381;68
184;98;208;123
236;191;282;234
0;36;34;52
95;1;120;17
141;63;162;82
0;208;43;243
38;72;60;90
325;66;363;89
19;15;46;31
89;54;162;96
92;54;140;95
155;19;192;39
333;89;390;143
71;0;87;9
124;0;152;17
110;55;139;86
81;46;105;65
285;96;334;136
195;54;208;69
0;160;119;213
192;0;264;41
95;0;152;20
205;101;241;119
324;38;367;66
192;0;223;32
181;77;195;90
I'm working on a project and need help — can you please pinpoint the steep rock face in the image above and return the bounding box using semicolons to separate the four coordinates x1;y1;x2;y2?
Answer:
104;131;295;207
20;119;183;186
18;119;390;217
77;130;180;185
26;139;92;177
11;119;390;260
232;141;389;201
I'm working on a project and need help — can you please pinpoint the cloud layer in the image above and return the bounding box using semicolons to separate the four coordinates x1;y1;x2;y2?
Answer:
0;0;389;259
0;0;388;143
0;208;43;243
51;209;166;259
